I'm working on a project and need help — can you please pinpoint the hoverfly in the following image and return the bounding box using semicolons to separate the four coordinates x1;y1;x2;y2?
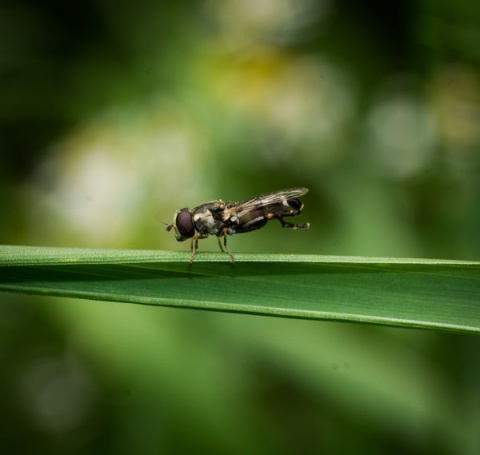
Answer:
165;187;310;263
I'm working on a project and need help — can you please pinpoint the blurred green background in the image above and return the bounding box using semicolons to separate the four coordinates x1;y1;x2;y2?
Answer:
1;0;479;453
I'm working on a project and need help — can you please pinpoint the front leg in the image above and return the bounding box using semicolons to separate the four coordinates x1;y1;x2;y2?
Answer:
189;233;209;263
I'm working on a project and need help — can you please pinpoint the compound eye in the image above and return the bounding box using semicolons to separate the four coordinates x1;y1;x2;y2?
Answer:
174;209;195;240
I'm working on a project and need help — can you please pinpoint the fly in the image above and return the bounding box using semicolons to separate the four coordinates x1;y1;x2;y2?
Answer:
165;187;310;263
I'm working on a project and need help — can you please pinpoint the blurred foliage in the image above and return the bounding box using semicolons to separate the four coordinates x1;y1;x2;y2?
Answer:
1;0;479;453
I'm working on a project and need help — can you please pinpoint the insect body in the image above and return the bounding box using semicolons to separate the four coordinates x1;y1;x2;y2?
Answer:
166;187;310;263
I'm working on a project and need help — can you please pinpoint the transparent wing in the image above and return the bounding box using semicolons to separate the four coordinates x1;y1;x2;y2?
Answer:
222;187;309;218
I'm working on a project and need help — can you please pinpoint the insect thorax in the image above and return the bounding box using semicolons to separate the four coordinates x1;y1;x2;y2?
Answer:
192;201;226;235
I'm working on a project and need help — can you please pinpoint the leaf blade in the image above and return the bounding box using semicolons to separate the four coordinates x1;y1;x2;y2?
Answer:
1;245;479;333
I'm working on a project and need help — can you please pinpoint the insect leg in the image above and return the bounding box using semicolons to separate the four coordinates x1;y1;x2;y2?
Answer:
216;236;225;253
224;236;235;263
217;230;235;263
277;216;310;229
189;236;199;263
188;233;210;263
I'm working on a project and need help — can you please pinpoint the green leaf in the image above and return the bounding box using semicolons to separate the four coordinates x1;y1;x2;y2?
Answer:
1;245;479;333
